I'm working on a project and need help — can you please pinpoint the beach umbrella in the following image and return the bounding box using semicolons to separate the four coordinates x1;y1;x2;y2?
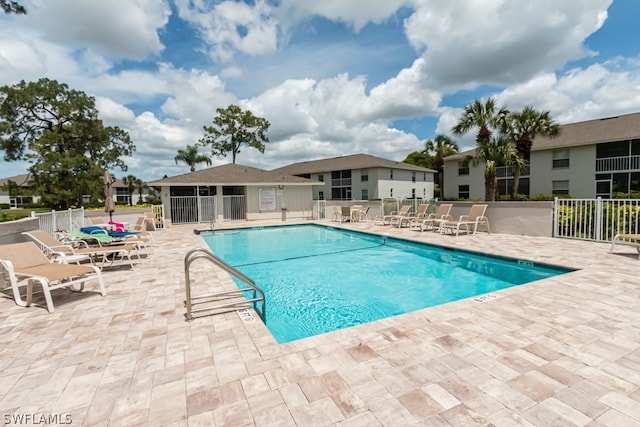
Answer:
103;169;115;222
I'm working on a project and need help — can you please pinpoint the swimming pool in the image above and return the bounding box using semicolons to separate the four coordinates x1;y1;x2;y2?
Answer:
202;224;572;343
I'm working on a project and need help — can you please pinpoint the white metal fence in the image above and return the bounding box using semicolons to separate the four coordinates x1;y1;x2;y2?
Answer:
222;195;245;222
553;197;640;242
170;196;218;224
32;207;85;234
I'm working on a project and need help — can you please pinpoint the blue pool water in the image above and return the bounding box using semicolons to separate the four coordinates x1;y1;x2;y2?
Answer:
202;224;572;343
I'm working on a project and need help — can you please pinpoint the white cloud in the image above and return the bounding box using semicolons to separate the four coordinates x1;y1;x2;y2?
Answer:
174;0;278;61
25;0;170;60
405;0;612;89
274;0;410;32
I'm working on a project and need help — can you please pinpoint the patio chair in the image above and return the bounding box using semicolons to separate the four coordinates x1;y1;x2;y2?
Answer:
375;205;411;226
418;203;453;232
0;241;106;313
22;229;138;269
441;204;490;236
144;211;158;231
397;203;429;228
331;206;341;222
609;233;640;259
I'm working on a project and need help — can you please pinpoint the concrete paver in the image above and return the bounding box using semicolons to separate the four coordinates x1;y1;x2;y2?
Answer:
0;219;639;426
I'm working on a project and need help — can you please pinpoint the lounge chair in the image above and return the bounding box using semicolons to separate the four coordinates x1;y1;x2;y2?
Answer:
22;229;138;269
609;233;640;259
375;205;411;226
144;211;158;231
0;242;105;313
441;204;490;236
398;203;429;228
418;203;453;232
331;206;341;222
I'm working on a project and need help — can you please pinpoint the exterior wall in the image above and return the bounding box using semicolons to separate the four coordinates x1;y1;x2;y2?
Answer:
245;185;314;220
374;168;434;200
443;160;485;200
530;145;596;198
306;167;433;201
444;145;597;200
446;201;553;236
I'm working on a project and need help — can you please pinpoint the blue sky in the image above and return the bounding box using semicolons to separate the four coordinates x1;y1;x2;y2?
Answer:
1;0;639;182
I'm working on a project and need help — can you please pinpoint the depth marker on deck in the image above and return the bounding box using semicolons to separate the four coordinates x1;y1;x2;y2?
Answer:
473;293;499;303
238;308;255;322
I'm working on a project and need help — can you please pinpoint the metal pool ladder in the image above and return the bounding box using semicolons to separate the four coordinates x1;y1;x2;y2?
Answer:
183;248;265;322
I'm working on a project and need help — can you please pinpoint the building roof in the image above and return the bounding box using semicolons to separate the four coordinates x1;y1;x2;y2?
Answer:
0;173;32;188
444;111;640;161
147;163;320;186
531;111;640;150
271;153;436;175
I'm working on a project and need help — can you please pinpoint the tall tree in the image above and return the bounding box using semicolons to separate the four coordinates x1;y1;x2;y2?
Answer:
199;104;270;164
502;107;560;199
472;136;517;201
174;144;211;172
424;135;459;194
451;98;508;143
0;78;135;208
403;151;435;169
1;0;26;14
122;175;142;206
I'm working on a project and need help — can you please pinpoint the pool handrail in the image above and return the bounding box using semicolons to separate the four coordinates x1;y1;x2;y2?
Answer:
184;248;266;322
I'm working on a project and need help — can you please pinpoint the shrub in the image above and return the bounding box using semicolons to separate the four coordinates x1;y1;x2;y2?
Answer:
0;203;9;209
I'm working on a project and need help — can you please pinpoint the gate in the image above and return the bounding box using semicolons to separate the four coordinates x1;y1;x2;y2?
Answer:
170;196;217;224
223;195;245;221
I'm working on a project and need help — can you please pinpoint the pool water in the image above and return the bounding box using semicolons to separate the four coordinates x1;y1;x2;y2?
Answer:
202;224;572;343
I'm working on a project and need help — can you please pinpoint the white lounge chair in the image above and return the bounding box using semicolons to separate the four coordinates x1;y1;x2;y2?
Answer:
441;204;490;236
375;205;412;226
0;242;106;313
22;229;138;269
609;233;640;259
419;203;453;232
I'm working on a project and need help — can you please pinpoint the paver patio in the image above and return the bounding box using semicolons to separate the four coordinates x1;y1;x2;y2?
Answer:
1;219;639;426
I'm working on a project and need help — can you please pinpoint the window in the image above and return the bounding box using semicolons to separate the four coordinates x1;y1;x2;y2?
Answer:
552;180;570;195
318;174;324;182
331;170;352;200
412;172;416;183
458;162;469;175
361;189;368;200
411;188;416;198
390;169;394;179
116;187;130;203
361;170;368;182
552;150;570;169
458;185;469;199
318;191;324;200
390;188;393;197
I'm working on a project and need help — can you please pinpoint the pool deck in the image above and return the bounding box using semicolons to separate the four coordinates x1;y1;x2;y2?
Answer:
1;219;639;426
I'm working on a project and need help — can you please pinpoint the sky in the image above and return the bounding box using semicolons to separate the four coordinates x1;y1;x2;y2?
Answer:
1;0;640;182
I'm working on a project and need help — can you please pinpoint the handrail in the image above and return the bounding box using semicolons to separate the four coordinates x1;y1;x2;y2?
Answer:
184;248;265;321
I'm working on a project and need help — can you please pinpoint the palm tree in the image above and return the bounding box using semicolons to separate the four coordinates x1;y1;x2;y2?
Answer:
122;175;142;206
503;107;560;199
424;135;459;195
175;145;212;172
451;98;509;143
472;136;517;201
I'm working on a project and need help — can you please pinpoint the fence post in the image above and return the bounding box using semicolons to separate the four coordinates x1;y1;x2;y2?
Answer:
51;209;56;232
595;197;602;242
553;197;558;237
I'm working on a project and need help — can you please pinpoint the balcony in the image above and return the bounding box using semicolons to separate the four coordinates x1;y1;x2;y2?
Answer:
496;165;530;179
331;178;352;186
596;155;640;172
